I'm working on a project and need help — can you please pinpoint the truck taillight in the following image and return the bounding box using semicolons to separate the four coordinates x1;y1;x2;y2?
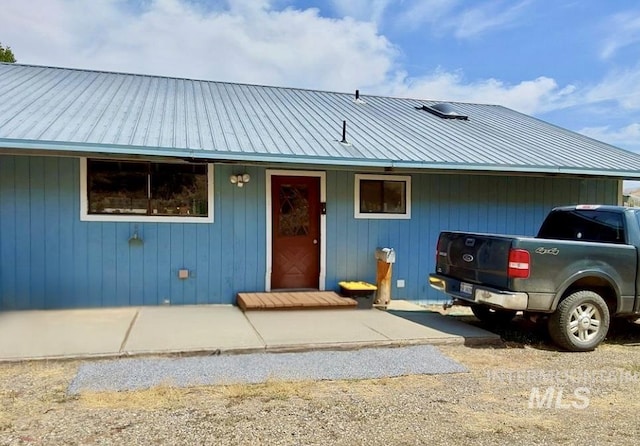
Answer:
508;249;530;279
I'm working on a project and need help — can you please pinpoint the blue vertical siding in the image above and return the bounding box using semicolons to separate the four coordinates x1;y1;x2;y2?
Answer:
13;157;31;307
324;171;620;302
0;156;16;309
142;224;158;305
0;154;620;309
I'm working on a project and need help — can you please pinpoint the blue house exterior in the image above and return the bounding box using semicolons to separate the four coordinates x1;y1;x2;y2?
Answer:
1;64;638;310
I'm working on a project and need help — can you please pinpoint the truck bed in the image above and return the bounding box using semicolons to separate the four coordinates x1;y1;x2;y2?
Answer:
434;230;637;310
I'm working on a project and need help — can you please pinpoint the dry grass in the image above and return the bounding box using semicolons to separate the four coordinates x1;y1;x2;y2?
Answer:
218;379;316;402
0;360;76;431
74;368;434;412
79;385;190;411
78;378;317;411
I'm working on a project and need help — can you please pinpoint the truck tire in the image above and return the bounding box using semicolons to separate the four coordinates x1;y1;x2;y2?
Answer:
548;290;610;352
471;305;517;325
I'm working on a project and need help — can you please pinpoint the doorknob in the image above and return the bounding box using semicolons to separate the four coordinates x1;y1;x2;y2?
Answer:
313;239;318;244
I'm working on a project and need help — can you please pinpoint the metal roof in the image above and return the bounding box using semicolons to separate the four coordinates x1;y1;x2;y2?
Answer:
2;62;640;178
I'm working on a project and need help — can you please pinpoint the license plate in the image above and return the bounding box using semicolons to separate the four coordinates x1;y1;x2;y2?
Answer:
460;282;473;295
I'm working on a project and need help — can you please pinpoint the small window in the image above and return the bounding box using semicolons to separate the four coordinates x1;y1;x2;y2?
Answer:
81;158;214;223
354;174;411;219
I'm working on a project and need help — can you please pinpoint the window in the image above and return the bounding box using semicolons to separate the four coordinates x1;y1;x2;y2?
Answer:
354;174;411;219
278;184;310;236
80;158;214;223
537;209;626;244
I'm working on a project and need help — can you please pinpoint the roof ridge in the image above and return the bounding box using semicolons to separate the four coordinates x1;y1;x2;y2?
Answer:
0;62;491;106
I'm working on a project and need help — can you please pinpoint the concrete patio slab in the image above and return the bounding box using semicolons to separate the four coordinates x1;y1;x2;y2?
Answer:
385;300;500;344
244;309;389;350
386;311;501;344
243;306;500;351
0;301;500;361
0;308;136;360
357;310;469;342
123;305;264;354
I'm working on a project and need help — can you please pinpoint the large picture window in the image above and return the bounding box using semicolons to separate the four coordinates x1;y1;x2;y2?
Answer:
80;158;214;223
354;174;411;219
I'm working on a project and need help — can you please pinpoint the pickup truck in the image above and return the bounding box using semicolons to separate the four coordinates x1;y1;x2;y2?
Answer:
429;205;640;351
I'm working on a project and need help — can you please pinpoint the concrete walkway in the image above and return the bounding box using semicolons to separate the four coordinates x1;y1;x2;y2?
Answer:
0;301;500;361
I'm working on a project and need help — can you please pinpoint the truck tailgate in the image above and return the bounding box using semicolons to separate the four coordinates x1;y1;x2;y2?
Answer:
436;231;512;289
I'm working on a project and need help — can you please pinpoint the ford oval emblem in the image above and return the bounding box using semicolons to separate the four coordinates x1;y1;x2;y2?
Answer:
462;254;474;262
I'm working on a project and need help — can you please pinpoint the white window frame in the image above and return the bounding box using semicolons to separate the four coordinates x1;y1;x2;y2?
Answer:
80;157;214;223
354;173;411;219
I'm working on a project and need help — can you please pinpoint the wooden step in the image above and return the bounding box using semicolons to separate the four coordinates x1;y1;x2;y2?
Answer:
237;291;357;311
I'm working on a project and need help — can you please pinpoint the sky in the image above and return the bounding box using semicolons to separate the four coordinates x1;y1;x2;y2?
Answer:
2;0;640;187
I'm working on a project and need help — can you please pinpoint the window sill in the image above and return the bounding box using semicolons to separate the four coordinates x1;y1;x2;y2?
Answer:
354;212;411;220
80;214;213;224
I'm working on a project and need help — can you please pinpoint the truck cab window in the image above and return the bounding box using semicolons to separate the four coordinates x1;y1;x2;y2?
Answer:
538;210;626;244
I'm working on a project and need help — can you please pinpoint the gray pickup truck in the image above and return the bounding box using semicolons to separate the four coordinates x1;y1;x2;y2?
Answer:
429;205;640;351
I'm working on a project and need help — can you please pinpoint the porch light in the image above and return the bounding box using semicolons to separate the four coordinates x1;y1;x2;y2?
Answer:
128;225;143;246
230;173;251;187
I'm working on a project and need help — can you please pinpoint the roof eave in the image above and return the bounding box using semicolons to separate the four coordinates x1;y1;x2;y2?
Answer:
1;138;638;179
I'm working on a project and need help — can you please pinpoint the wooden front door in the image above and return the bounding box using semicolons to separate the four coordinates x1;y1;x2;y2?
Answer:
271;175;320;289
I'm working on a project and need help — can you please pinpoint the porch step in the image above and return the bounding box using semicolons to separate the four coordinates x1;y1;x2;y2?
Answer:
237;291;357;311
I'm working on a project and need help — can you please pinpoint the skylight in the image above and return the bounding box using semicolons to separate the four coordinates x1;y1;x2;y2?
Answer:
418;103;468;120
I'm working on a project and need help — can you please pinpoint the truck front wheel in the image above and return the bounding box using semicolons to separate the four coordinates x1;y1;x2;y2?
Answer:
548;291;610;352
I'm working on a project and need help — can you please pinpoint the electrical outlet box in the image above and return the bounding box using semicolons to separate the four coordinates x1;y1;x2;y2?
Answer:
178;269;189;279
397;279;405;288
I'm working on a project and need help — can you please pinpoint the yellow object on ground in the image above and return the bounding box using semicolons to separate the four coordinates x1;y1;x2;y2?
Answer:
338;281;377;291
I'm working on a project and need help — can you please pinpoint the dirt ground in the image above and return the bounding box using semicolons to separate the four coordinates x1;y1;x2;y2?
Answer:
1;314;640;445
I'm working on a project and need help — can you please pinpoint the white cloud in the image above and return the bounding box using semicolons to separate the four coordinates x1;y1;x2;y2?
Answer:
385;0;456;31
0;0;398;91
584;65;640;110
578;123;640;152
600;11;640;59
392;0;529;39
329;0;393;25
382;69;574;115
451;0;530;39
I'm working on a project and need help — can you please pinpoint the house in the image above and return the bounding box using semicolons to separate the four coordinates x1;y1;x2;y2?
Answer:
2;63;640;310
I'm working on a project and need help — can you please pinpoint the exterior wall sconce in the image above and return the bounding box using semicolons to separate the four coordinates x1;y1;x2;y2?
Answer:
128;225;143;246
230;173;251;188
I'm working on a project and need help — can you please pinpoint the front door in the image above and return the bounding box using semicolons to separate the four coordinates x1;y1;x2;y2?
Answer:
271;175;320;289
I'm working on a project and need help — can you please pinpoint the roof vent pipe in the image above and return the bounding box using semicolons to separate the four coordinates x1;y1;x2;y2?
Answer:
353;89;366;104
341;120;348;144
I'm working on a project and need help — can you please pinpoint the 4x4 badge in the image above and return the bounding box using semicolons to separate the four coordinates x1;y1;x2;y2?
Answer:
535;247;559;255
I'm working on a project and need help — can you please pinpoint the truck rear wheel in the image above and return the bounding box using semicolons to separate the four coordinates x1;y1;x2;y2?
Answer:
548;290;610;351
471;305;517;325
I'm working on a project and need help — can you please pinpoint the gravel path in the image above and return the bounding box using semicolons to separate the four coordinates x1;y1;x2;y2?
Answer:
68;345;467;394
